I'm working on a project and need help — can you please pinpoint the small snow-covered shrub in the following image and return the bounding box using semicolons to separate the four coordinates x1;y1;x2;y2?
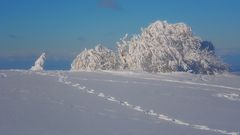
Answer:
71;45;117;71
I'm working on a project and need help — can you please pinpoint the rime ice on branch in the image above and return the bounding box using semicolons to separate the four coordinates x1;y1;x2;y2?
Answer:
72;20;228;74
30;53;46;71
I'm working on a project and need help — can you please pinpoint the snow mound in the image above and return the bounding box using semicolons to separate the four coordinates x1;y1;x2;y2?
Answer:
30;53;46;71
71;20;228;74
0;73;7;78
71;45;117;71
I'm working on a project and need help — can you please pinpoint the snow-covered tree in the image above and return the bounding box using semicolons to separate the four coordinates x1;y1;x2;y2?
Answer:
71;45;117;71
72;20;228;74
30;53;46;71
117;34;129;70
117;21;228;74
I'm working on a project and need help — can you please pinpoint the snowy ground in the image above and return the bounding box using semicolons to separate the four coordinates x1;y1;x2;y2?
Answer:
0;70;240;135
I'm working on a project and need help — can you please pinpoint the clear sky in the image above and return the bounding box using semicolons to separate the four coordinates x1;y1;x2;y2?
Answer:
0;0;240;60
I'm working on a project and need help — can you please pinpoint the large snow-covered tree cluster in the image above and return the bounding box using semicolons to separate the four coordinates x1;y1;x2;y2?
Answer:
71;20;228;74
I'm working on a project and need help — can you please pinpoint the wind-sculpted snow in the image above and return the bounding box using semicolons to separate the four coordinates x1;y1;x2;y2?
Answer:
72;20;228;74
30;53;46;71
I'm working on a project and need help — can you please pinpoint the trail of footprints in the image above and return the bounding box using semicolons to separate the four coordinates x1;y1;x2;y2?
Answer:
37;71;239;135
215;93;240;102
64;76;240;102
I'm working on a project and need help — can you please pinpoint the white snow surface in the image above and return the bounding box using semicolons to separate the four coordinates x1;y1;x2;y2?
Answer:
0;70;240;135
71;20;227;74
30;53;46;71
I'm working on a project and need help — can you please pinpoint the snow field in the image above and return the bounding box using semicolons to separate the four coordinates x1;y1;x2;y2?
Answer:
1;70;240;135
36;71;239;135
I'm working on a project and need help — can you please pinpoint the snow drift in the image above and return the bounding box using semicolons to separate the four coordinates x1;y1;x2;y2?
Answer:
30;53;46;71
71;21;228;74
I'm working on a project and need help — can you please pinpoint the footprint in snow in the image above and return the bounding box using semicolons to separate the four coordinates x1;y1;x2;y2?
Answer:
158;114;172;121
107;96;117;102
72;83;80;87
87;89;95;94
134;106;144;112
119;101;131;107
145;109;157;116
98;93;105;97
78;86;86;90
215;93;240;101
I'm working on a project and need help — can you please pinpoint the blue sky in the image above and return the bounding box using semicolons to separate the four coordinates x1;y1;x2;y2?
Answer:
0;0;240;60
